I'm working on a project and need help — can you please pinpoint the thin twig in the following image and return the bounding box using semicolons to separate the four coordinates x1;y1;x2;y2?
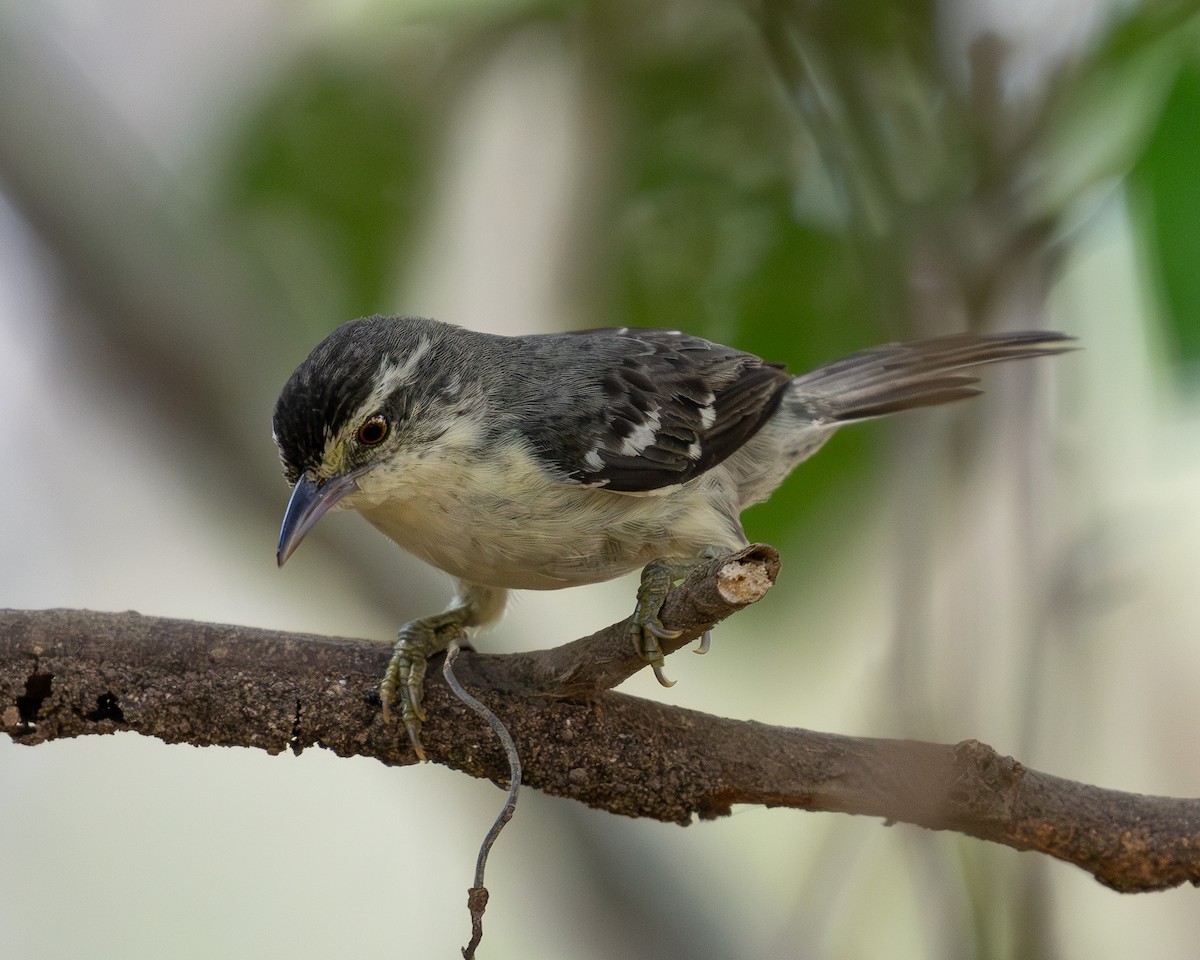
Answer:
443;641;522;959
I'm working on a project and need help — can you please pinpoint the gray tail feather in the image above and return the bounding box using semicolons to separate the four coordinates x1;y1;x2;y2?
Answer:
792;331;1075;422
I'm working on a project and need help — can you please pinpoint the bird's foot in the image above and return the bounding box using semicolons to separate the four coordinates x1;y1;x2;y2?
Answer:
380;610;468;761
631;557;709;686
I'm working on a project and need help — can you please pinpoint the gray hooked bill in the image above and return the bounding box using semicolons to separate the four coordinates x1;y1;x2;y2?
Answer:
276;469;367;566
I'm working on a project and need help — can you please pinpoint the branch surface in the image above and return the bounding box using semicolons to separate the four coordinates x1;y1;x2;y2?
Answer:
2;550;1198;895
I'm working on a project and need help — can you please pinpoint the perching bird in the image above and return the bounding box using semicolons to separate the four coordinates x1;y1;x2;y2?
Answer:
273;316;1071;757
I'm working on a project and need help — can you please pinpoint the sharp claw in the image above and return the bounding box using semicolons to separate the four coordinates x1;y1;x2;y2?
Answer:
694;630;712;655
652;661;676;687
406;679;427;723
404;717;427;762
645;621;684;640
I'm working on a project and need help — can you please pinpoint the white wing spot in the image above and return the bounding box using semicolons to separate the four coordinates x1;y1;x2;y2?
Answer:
619;407;662;457
686;441;702;460
698;400;716;429
583;447;605;472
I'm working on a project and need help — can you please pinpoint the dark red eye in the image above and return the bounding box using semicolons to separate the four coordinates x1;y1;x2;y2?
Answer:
357;414;389;446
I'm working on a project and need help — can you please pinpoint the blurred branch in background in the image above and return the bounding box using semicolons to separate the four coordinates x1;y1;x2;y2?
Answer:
0;8;454;622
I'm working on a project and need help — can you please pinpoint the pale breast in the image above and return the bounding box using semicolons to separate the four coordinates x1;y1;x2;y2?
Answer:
351;456;746;590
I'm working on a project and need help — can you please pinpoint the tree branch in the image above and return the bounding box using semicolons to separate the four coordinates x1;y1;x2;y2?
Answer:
2;549;1198;895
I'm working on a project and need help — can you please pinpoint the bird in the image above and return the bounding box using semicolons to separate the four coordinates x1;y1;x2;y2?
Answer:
273;315;1072;758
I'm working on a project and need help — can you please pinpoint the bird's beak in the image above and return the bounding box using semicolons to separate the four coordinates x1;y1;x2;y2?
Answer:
276;470;366;567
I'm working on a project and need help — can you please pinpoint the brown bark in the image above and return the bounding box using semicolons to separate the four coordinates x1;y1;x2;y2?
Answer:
2;546;1197;894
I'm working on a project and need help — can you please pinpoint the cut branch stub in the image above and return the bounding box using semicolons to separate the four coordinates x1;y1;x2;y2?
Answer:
464;543;781;698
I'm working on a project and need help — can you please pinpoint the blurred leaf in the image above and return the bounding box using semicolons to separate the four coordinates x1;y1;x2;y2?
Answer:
1031;46;1181;217
786;0;937;54
573;2;894;543
1030;5;1200;217
596;4;802;332
220;47;435;331
731;220;881;543
1131;57;1200;365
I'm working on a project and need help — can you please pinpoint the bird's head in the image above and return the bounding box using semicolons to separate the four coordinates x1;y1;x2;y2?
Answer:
272;315;478;566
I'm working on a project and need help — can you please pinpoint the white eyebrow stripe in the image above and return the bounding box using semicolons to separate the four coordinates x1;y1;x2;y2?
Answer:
350;336;434;423
318;336;435;471
374;336;432;397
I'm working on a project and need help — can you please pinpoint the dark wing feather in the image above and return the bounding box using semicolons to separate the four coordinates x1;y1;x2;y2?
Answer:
791;331;1075;421
516;329;792;492
513;327;1073;492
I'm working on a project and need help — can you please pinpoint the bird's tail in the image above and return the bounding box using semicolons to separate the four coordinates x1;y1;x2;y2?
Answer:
790;331;1074;422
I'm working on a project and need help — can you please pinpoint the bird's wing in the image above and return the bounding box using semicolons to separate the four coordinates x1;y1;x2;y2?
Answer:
516;329;792;493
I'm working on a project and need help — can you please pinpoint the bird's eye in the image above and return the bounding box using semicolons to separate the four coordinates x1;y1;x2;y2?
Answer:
357;414;389;446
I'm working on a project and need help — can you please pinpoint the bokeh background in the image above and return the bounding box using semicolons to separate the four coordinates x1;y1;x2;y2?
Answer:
3;1;1200;957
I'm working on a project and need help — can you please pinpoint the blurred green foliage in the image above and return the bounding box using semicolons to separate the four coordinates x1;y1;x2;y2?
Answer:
1132;58;1200;366
213;0;1200;544
222;54;433;328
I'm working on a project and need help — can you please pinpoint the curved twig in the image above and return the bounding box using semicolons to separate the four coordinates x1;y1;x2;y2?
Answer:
442;642;521;959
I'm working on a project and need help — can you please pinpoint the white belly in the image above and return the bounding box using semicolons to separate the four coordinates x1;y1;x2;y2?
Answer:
347;449;745;590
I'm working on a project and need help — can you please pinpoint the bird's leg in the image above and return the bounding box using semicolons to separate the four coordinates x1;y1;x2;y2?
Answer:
631;555;714;686
380;610;468;760
381;583;506;761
